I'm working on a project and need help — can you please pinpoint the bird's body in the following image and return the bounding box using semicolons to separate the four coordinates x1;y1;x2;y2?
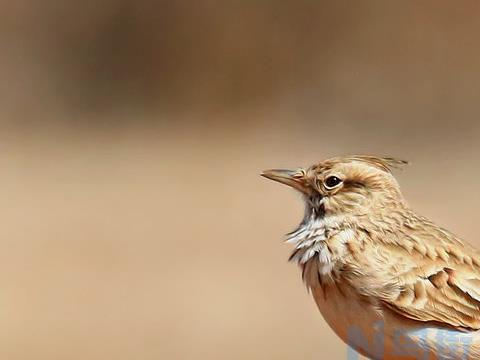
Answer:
262;156;480;359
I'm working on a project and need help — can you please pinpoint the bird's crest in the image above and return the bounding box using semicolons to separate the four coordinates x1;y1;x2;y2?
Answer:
342;155;409;173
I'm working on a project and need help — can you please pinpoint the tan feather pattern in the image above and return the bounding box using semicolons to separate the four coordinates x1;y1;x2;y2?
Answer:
353;213;480;331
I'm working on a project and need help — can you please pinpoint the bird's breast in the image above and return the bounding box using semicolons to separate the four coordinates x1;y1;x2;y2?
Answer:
311;284;480;360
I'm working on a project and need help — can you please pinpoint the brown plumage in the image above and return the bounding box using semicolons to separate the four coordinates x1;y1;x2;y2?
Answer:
262;155;480;359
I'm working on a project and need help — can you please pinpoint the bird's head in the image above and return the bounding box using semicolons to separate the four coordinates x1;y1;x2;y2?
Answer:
262;155;408;219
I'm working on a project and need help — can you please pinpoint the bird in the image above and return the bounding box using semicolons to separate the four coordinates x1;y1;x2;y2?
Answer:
262;155;480;360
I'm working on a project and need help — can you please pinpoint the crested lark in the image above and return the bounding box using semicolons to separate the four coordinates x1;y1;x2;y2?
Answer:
262;156;480;360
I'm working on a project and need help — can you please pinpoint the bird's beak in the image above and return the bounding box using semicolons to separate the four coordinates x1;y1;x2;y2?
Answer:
261;168;309;194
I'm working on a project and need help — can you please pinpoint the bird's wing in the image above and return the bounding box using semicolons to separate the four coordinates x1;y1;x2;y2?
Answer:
383;265;480;330
350;219;480;330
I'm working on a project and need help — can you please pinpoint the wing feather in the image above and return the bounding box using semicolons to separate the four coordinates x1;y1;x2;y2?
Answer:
383;267;480;330
349;220;480;331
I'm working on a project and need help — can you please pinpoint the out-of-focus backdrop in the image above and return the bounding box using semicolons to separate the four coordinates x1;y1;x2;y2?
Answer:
2;2;480;359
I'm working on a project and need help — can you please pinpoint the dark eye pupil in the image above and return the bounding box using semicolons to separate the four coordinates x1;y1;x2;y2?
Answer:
325;176;342;188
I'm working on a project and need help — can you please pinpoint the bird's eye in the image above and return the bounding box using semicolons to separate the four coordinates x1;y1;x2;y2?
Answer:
324;176;343;189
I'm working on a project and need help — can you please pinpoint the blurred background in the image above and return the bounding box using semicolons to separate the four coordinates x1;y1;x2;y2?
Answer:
1;1;480;359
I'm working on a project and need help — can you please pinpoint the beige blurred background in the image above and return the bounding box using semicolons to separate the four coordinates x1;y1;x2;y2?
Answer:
1;1;480;359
